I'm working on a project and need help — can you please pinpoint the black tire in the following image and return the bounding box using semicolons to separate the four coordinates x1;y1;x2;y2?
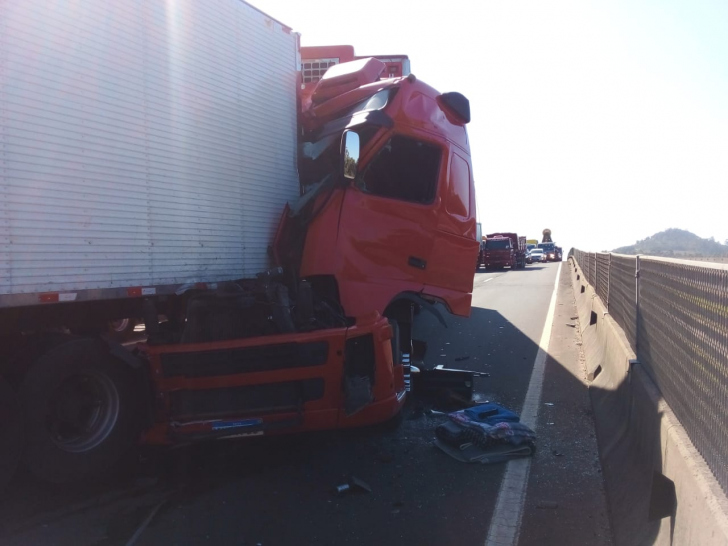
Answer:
107;318;137;342
0;378;23;489
19;338;145;484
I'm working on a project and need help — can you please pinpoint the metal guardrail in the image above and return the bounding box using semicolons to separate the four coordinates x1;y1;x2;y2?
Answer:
571;250;728;495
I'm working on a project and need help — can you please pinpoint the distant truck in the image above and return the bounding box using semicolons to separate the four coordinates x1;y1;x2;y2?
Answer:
479;232;526;269
487;233;527;269
481;236;514;269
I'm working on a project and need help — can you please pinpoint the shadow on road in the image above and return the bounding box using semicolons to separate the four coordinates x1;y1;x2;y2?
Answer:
0;268;662;546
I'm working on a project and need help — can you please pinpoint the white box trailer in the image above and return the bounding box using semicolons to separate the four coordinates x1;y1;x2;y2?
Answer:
0;0;300;309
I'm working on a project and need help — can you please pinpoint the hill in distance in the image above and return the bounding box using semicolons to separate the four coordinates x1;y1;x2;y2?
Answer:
613;228;728;257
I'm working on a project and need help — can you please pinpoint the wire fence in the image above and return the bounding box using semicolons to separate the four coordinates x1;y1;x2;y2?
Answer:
607;255;637;348
595;253;610;306
571;250;728;495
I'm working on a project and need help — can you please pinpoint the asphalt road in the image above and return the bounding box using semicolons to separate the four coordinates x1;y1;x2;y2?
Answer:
0;262;610;546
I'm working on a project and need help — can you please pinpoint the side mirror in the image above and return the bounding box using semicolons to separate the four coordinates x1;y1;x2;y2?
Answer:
340;130;360;180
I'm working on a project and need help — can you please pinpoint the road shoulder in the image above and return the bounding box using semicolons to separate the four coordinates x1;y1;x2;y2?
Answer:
517;264;613;545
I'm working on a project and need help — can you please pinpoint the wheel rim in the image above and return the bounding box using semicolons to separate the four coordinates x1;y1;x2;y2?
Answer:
46;372;120;453
109;318;130;333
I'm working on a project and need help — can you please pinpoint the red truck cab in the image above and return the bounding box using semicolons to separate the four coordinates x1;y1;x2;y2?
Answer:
481;235;515;269
280;56;479;320
147;55;479;448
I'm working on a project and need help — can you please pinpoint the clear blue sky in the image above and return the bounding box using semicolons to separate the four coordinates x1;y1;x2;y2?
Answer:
254;0;728;252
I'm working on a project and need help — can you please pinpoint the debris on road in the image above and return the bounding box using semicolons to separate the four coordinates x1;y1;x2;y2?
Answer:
454;356;470;362
412;365;488;411
544;402;554;406
350;476;372;493
334;476;372;496
125;497;169;546
433;404;536;464
334;483;351;494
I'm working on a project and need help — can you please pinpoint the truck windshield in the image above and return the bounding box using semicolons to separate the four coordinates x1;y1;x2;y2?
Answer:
538;243;555;251
359;136;441;204
486;239;511;250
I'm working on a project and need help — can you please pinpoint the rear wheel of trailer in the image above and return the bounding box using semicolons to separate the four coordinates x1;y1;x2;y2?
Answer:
19;339;146;484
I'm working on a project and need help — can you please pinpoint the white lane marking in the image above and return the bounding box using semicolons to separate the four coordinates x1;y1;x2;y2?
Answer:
485;262;562;546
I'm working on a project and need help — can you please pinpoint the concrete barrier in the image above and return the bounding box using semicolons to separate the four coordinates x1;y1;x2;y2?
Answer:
569;257;728;546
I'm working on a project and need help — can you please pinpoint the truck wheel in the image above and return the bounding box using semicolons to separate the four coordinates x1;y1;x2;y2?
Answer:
107;318;137;341
0;378;23;489
19;339;144;484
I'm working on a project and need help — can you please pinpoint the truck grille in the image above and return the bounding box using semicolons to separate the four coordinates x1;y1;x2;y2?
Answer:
168;379;325;419
160;341;328;378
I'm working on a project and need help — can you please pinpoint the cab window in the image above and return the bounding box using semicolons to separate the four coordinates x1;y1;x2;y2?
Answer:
359;136;441;204
447;154;471;217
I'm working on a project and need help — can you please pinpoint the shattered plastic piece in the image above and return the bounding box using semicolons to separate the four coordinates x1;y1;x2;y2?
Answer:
544;403;554;406
350;475;372;493
334;477;372;495
334;483;351;495
454;356;470;362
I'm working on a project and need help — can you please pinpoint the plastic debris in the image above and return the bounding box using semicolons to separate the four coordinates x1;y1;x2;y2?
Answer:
334;476;372;495
350;475;372;493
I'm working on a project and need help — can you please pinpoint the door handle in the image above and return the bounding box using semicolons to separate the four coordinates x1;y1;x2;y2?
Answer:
408;256;427;270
